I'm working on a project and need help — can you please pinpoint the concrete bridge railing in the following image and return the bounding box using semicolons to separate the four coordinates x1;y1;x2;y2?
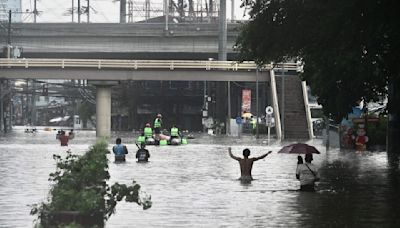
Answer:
0;58;300;72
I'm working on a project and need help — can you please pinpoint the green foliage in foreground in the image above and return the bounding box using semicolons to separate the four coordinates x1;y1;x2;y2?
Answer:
31;140;151;227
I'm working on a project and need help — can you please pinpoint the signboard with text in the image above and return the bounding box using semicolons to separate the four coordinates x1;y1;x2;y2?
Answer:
241;89;251;113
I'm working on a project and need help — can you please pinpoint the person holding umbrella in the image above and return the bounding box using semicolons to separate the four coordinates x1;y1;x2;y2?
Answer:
278;143;321;191
296;153;320;192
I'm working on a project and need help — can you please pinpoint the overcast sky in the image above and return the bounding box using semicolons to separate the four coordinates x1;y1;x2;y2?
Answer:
21;0;248;23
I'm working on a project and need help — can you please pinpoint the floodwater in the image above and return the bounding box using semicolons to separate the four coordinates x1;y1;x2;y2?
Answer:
0;129;400;227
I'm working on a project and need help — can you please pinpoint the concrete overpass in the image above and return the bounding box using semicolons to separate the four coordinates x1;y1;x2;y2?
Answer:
4;23;241;60
0;59;270;82
1;58;301;138
0;23;312;139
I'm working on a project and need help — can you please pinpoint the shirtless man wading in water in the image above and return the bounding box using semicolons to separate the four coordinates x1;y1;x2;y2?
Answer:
228;147;272;182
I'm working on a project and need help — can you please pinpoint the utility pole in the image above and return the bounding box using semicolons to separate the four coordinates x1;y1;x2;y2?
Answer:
164;0;169;31
87;0;90;23
72;0;74;22
31;80;37;126
0;80;3;133
6;10;11;59
256;68;259;138
218;0;227;61
145;0;150;21
218;0;229;135
78;0;81;23
231;0;234;21
120;0;126;23
33;0;38;23
7;10;11;45
281;64;285;140
208;0;213;20
24;80;28;125
128;0;133;23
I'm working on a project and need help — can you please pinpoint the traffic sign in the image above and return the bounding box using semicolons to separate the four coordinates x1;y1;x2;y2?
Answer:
265;106;273;115
236;116;243;125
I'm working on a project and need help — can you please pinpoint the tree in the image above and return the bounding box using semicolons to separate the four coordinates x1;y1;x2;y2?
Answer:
78;100;95;129
236;0;400;153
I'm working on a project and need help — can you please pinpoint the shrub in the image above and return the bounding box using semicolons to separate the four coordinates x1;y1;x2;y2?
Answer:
31;140;151;227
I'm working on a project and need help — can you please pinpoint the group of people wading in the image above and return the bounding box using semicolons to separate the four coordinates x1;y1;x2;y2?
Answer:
137;113;184;146
112;138;150;163
113;113;171;163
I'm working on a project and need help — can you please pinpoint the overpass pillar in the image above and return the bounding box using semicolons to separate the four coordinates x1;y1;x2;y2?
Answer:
89;81;119;138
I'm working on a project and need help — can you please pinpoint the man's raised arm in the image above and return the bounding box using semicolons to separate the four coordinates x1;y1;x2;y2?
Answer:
228;147;240;161
253;151;272;161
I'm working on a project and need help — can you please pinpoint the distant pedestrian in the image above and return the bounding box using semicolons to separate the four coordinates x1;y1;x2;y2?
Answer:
296;153;320;191
113;138;128;162
56;130;61;140
153;113;162;143
136;143;150;162
68;129;75;140
59;130;69;146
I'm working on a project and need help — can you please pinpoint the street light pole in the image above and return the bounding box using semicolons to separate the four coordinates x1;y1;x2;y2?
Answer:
164;0;169;31
87;0;90;23
231;0;234;21
281;64;285;140
227;80;231;135
0;81;4;132
7;10;11;45
256;68;259;139
120;0;126;23
5;10;12;59
78;0;81;23
31;80;36;126
33;0;37;23
218;0;228;135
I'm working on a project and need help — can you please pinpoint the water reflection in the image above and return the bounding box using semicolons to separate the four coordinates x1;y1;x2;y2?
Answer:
0;129;399;227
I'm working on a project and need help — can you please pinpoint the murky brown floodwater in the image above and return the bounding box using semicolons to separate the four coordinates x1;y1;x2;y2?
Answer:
0;128;399;227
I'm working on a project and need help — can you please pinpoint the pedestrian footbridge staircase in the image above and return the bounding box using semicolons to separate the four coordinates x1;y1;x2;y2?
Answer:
274;74;312;140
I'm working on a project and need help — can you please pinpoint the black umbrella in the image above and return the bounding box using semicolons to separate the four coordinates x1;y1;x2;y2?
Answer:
278;143;320;154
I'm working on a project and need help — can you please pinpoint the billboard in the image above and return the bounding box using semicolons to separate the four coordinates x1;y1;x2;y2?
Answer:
241;89;251;113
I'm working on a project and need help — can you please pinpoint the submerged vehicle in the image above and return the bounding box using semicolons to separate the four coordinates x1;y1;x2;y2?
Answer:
145;137;156;145
169;138;181;145
168;137;188;146
136;135;188;146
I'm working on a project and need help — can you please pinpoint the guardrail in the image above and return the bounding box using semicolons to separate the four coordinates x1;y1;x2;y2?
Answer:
0;58;301;72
